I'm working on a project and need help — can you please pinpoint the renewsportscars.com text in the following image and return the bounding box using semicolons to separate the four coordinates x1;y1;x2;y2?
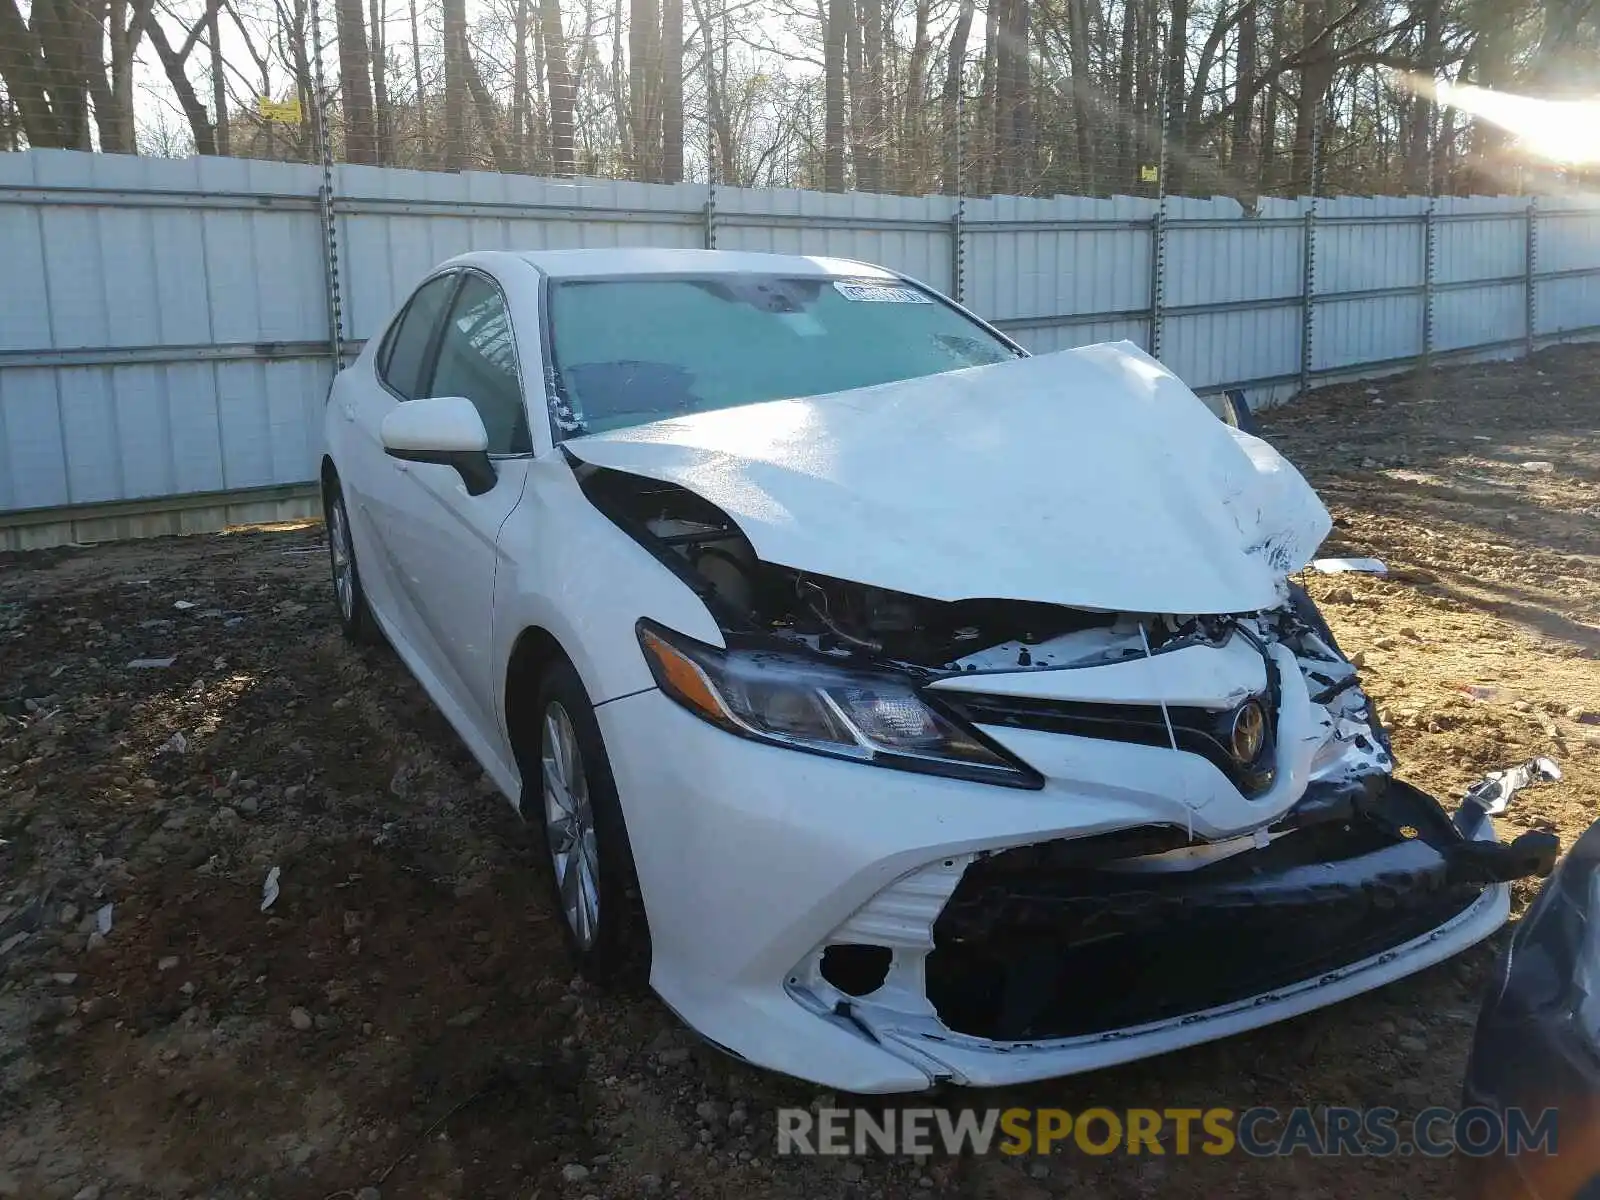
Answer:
776;1106;1559;1159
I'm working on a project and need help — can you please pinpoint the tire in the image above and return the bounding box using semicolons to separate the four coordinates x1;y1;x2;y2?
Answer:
323;476;379;644
529;658;650;986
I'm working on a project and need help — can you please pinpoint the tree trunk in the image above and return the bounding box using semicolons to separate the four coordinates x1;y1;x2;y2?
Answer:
513;0;530;168
210;0;229;155
1291;0;1331;195
846;0;867;186
992;0;1028;193
101;0;153;152
145;13;218;155
1231;0;1256;189
939;0;974;194
0;0;65;147
462;31;514;169
33;0;93;149
629;0;661;180
369;0;391;162
1115;0;1135;187
1067;0;1093;191
904;0;930;192
442;0;467;169
1405;0;1441;193
976;0;998;193
1009;0;1030;189
542;0;574;174
1259;0;1285;193
824;0;848;189
611;0;629;170
407;0;427;162
662;0;683;181
860;0;884;191
1163;0;1189;194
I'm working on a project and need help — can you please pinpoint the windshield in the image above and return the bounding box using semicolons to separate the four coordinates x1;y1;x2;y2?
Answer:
545;274;1021;437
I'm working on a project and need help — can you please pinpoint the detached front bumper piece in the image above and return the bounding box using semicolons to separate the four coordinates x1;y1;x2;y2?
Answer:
924;780;1557;1042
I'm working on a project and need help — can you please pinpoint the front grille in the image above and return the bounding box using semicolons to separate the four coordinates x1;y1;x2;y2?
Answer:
938;692;1277;797
923;793;1484;1041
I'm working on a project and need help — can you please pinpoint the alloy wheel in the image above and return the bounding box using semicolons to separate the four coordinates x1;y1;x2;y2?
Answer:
542;701;601;948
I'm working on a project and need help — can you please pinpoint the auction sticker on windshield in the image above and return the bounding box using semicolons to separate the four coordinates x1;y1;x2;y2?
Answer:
833;280;933;303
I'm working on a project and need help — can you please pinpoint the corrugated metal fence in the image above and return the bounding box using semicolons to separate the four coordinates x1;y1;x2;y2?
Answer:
6;148;1600;549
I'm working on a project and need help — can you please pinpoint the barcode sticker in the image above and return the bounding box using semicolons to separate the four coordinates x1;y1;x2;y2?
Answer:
833;280;933;304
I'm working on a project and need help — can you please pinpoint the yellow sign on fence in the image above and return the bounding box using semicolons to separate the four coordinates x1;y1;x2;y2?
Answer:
257;97;302;124
1139;164;1159;183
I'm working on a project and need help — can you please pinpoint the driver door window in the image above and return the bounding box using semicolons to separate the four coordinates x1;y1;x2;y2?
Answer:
424;273;530;454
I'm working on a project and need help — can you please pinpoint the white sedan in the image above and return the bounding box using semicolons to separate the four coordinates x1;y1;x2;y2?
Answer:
320;248;1554;1093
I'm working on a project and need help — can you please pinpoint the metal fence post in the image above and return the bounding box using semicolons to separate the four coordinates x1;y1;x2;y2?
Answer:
1149;54;1170;359
308;0;343;365
1298;116;1320;392
950;86;966;303
702;182;717;250
1422;205;1437;368
1525;197;1539;356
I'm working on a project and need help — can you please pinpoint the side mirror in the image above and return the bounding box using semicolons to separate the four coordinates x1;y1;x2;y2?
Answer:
380;396;496;496
1219;388;1261;435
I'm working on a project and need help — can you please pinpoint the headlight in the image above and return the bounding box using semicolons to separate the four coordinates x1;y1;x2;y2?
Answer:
636;620;1041;788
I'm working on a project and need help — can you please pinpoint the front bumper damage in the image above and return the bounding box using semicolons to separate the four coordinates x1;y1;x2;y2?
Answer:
596;575;1560;1092
786;774;1557;1087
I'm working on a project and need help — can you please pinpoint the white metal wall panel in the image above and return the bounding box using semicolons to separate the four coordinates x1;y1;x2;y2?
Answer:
1315;294;1426;370
1435;284;1526;352
0;369;69;511
964;194;1154;326
1434;199;1525;286
4;149;1597;528
1164;306;1302;390
1164;221;1302;308
1005;318;1150;356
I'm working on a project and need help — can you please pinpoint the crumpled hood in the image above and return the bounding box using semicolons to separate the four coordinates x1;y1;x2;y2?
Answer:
563;341;1331;615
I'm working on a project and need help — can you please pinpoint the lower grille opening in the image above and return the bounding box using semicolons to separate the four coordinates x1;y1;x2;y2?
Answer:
821;943;893;997
925;802;1484;1042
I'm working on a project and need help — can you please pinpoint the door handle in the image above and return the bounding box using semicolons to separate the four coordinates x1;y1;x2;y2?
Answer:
342;403;356;422
392;460;409;473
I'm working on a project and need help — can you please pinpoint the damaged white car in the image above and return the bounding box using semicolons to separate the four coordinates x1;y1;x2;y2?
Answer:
320;248;1558;1093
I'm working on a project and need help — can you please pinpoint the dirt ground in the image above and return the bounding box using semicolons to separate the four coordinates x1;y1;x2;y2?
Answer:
2;347;1598;1200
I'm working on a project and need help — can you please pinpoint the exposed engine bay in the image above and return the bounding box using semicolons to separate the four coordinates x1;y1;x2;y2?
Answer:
575;460;1395;790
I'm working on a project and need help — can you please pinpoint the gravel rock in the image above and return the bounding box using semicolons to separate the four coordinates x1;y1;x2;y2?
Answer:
288;1006;313;1031
355;1188;382;1200
561;1163;591;1183
656;1047;690;1066
72;1186;102;1200
445;1005;484;1028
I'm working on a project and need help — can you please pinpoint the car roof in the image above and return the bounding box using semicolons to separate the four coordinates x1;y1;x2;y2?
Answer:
505;247;902;280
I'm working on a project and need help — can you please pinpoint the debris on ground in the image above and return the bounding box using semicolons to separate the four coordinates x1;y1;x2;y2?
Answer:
260;865;281;912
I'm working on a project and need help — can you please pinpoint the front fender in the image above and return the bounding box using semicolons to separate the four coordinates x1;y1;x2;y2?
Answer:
492;452;725;727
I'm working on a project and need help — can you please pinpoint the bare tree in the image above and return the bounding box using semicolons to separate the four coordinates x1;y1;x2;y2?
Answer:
824;0;847;188
940;0;973;192
337;0;378;161
663;0;683;179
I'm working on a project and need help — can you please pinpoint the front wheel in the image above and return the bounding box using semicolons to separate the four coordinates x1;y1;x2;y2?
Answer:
324;478;379;644
531;659;649;986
